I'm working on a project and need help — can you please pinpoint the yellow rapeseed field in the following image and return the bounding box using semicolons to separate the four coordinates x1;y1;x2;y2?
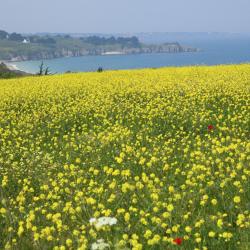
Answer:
0;64;250;250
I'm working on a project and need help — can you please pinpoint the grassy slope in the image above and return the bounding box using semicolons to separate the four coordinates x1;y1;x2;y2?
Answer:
0;38;136;60
0;40;53;59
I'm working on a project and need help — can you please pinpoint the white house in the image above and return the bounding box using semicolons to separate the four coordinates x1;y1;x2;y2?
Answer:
22;39;30;44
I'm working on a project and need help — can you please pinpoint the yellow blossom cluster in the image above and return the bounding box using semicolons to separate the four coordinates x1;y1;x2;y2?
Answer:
0;64;250;249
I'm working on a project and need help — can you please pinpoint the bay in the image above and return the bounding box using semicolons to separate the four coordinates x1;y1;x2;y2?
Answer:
14;38;250;73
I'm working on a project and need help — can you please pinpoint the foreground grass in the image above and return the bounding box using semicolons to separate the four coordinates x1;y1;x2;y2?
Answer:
0;65;249;250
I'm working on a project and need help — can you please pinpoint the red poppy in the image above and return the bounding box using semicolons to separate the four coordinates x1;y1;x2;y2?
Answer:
173;237;183;245
207;124;214;131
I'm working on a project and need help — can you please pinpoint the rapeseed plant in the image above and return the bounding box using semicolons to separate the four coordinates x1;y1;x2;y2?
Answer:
0;64;249;249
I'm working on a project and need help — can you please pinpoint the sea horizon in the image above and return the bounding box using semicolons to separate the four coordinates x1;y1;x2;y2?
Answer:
12;36;250;74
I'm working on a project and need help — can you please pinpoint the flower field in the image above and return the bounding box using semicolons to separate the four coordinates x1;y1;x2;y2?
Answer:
0;64;250;250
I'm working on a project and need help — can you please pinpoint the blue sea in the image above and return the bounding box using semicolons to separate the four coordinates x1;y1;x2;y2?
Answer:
14;37;250;73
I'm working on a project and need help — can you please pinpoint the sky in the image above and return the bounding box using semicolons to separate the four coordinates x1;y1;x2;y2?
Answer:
1;0;250;34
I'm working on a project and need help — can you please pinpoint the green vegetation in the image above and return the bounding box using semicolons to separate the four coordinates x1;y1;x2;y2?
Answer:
0;30;197;61
80;36;141;47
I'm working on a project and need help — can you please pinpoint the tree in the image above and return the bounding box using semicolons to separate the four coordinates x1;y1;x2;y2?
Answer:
37;61;44;75
44;66;51;75
0;30;8;40
36;37;56;45
9;33;24;42
37;61;53;76
97;67;103;73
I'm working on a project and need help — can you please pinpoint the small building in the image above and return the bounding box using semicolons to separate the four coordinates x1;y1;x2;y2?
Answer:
22;39;30;44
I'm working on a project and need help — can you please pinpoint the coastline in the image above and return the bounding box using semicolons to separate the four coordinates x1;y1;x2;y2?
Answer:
3;50;196;73
101;51;125;55
0;60;33;76
0;60;20;70
5;63;21;71
1;48;199;64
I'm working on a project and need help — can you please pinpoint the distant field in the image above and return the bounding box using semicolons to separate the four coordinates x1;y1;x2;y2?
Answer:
0;65;249;250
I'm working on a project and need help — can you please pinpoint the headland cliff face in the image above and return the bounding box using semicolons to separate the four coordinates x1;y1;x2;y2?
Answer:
3;42;198;62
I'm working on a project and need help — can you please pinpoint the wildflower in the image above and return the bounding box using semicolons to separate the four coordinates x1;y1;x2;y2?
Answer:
66;239;72;247
89;218;97;224
124;213;130;222
167;204;174;212
173;237;182;245
208;231;215;237
211;199;217;205
0;207;6;214
196;237;202;243
121;234;128;241
217;219;223;228
148;234;161;245
207;125;214;131
17;224;24;237
89;217;117;228
75;158;81;164
91;239;109;250
233;196;241;203
185;226;192;233
144;230;152;239
168;186;175;193
222;232;233;240
115;157;123;164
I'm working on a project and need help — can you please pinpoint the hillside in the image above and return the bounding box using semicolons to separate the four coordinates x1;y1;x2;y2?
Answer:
0;62;31;78
0;64;249;249
0;30;198;61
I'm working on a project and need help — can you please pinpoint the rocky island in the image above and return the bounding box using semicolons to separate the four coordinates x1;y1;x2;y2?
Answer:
0;30;198;62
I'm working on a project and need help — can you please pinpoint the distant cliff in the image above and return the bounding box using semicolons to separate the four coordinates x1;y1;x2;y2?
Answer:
4;44;197;62
0;31;198;62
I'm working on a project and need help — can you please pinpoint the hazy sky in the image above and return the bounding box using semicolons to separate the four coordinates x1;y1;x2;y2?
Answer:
1;0;250;33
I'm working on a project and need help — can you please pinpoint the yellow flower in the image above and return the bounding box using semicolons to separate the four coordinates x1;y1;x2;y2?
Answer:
185;226;192;233
0;208;6;214
75;158;81;163
115;157;123;164
211;199;217;205
167;204;174;212
233;196;241;203
34;233;40;241
123;234;129;240
195;237;202;243
66;239;72;247
172;225;179;232
208;231;215;238
18;225;24;237
144;230;152;239
168;186;175;193
222;232;233;239
148;234;161;245
217;219;223;228
124;213;130;222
